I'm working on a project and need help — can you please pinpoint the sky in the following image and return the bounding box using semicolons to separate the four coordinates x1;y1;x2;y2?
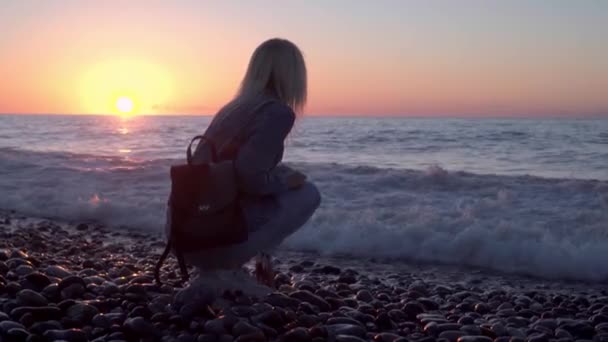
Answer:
0;0;606;117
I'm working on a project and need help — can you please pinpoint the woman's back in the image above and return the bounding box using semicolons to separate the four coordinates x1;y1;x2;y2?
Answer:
193;95;288;163
193;95;296;197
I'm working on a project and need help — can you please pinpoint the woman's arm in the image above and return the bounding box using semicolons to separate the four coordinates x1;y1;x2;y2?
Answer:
234;103;296;195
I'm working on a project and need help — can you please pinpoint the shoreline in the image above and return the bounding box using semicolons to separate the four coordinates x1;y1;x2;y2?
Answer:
1;212;607;341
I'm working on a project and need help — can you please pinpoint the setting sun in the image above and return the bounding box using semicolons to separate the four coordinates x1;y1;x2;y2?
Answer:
78;60;174;115
116;96;134;114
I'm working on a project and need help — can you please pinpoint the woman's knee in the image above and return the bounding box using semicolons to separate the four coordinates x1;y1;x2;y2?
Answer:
294;182;321;222
301;181;321;210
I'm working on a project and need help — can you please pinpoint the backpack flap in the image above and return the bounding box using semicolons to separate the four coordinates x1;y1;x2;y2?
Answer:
197;160;238;213
169;161;247;252
169;163;210;215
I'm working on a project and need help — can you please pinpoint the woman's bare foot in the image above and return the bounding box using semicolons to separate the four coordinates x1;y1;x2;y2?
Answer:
255;252;275;287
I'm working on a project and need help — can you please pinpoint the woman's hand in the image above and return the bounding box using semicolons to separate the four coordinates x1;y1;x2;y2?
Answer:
287;170;307;189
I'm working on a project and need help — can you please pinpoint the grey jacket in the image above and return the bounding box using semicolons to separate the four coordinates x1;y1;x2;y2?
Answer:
193;96;296;200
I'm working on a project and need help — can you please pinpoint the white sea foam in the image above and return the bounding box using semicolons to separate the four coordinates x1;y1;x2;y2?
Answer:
1;147;607;281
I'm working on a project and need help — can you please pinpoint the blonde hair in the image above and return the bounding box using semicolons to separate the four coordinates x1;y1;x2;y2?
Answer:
237;38;307;114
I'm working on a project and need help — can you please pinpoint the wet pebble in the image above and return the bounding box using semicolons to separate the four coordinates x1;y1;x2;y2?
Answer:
284;327;311;341
439;330;466;342
124;316;158;337
234;331;265;342
0;320;25;333
60;282;85;299
6;258;31;269
65;303;99;326
6;327;30;340
265;292;300;308
490;322;507;336
356;290;373;302
76;223;89;231
474;303;489;314
204;318;227;335
335;335;367;342
460;325;482;335
457;336;493;342
374;332;401;342
14;265;34;276
16;289;48;307
326;323;367;338
232;320;262;336
10;306;61;322
0;261;8;274
327;317;364;327
43;328;88;342
23;272;51;290
290;290;331;312
29;320;63;335
45;265;71;278
337;273;358;284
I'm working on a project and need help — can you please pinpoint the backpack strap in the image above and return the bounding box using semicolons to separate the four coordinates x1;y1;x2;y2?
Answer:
154;236;190;286
154;239;172;285
176;247;189;284
187;135;217;165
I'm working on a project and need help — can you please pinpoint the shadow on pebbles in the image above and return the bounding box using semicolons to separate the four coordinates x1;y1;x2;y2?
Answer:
1;212;608;342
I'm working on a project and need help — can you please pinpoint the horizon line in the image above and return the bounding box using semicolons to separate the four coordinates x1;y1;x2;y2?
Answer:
1;112;607;119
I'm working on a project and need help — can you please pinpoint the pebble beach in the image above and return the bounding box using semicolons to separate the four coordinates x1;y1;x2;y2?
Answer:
1;210;607;342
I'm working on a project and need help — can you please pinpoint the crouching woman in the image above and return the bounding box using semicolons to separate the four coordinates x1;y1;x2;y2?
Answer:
169;38;321;297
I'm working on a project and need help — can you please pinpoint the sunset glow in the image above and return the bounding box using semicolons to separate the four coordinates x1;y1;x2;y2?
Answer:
79;60;173;115
115;96;134;115
0;1;606;117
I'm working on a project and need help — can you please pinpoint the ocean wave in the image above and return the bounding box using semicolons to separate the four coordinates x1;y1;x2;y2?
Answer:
1;147;608;281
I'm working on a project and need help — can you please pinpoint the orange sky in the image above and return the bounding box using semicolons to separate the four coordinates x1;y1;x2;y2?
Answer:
0;1;606;116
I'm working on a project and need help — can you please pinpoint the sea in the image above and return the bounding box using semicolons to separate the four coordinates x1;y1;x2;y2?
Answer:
1;115;607;281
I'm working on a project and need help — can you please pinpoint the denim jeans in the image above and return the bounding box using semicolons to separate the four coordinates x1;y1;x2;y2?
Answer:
170;181;321;270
